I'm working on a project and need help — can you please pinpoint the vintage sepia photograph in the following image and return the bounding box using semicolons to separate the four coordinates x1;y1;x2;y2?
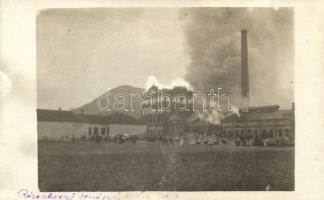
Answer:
36;7;294;191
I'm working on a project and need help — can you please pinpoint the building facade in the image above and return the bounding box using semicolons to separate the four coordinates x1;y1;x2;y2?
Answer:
221;104;295;141
37;109;147;141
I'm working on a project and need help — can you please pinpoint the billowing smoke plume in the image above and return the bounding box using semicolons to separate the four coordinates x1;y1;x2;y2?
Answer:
180;8;294;108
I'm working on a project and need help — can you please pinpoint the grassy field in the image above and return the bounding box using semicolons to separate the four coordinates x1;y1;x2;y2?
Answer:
38;142;294;191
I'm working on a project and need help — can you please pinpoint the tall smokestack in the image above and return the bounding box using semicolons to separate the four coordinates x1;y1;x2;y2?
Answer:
241;29;250;105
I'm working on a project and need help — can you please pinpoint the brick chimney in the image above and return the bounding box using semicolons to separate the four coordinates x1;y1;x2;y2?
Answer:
241;30;250;104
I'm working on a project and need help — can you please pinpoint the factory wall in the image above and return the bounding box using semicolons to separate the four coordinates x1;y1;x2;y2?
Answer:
108;124;147;137
38;121;147;141
221;120;294;139
37;121;91;141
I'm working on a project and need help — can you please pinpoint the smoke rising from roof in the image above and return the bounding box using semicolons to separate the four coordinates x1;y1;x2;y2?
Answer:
180;8;294;108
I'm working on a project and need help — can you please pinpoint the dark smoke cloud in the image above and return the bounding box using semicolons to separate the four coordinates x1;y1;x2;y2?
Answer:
180;8;294;108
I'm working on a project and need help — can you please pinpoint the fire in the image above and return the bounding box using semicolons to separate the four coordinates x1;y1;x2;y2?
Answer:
190;103;240;125
145;75;192;91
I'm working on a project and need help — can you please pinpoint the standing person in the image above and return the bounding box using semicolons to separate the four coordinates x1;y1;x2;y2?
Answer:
203;137;208;145
235;137;240;146
179;136;184;146
214;136;219;145
133;135;137;145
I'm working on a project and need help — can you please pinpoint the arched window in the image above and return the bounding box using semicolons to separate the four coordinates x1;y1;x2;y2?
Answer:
228;130;233;138
101;127;105;135
221;130;226;137
94;127;98;135
278;129;283;137
235;130;239;137
247;129;252;137
269;130;274;138
262;130;267;138
285;129;290;136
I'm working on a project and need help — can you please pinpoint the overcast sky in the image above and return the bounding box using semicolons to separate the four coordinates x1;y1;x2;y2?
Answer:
37;8;189;110
37;8;294;110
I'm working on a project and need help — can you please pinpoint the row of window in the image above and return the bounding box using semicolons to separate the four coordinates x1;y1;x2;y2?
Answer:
148;129;163;136
88;127;110;136
222;128;291;138
143;114;167;122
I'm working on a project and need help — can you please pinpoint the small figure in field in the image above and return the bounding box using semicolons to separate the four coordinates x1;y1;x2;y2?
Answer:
131;135;138;145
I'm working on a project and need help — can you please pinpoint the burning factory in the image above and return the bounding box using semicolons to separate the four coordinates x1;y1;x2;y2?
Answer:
142;29;295;145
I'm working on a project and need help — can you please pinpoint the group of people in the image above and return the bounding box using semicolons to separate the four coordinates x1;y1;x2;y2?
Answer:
59;134;139;144
235;136;255;146
59;133;293;147
160;135;222;146
113;134;139;144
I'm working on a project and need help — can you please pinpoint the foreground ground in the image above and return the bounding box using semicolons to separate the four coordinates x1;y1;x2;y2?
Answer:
38;142;294;191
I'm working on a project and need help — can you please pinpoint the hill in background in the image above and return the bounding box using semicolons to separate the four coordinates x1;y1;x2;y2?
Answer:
72;85;145;119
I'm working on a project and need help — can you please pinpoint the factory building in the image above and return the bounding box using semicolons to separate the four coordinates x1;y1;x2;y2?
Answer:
142;107;219;141
141;85;195;139
37;109;146;141
220;30;295;143
221;104;295;141
143;109;169;139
